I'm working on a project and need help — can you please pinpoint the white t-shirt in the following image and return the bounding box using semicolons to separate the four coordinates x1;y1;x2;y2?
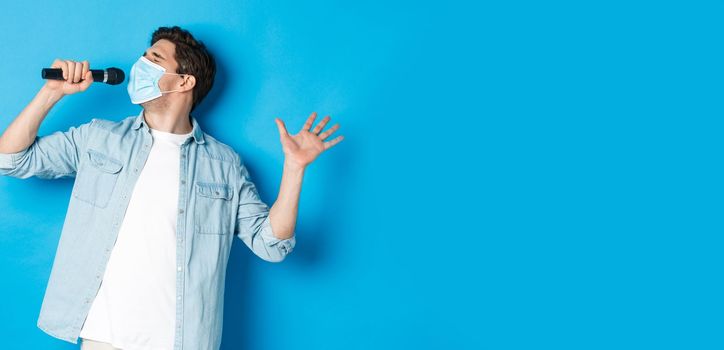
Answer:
80;126;192;350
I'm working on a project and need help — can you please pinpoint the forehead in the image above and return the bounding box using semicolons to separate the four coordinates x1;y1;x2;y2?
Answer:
149;39;176;61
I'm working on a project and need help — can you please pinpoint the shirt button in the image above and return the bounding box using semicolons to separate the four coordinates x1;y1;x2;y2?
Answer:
177;266;182;271
179;209;184;214
181;180;186;184
134;168;138;173
177;296;181;300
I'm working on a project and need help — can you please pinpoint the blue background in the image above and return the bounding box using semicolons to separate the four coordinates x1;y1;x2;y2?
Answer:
0;0;721;349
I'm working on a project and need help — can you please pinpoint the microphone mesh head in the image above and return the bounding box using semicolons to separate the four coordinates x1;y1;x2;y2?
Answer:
106;68;125;85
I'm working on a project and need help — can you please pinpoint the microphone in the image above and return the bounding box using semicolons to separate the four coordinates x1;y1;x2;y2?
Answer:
41;67;125;85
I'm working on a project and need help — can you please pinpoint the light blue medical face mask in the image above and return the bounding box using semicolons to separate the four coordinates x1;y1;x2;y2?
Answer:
127;55;190;104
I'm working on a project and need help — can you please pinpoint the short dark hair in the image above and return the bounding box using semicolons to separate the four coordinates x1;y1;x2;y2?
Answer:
151;26;216;112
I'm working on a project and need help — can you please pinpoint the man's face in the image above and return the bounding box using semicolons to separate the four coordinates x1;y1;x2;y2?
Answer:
140;39;189;108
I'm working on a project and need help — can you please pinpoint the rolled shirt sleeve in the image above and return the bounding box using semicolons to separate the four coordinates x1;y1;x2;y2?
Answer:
0;119;95;179
233;156;296;263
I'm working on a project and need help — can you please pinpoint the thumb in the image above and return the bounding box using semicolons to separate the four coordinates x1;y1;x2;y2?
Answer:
79;70;93;91
274;118;289;137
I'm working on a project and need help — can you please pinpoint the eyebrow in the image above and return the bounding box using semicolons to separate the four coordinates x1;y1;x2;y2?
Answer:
143;50;165;61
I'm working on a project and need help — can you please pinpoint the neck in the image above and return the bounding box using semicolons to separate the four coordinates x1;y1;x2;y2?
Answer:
142;103;193;134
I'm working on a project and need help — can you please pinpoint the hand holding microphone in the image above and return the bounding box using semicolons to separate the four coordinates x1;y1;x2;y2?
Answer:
42;59;95;96
41;59;125;97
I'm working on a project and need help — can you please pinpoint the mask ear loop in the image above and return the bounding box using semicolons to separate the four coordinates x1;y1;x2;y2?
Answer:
159;73;194;94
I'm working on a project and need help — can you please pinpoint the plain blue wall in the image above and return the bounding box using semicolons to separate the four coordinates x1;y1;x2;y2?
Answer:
1;0;721;349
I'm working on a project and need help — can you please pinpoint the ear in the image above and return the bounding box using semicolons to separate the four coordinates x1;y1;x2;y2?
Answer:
181;75;196;92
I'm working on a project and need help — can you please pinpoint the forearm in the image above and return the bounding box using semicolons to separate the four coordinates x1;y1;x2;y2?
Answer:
0;85;63;153
268;159;305;240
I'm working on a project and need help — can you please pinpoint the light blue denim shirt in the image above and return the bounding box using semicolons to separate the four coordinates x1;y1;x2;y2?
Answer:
0;109;296;350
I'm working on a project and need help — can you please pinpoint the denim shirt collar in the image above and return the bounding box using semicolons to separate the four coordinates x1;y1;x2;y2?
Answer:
132;109;206;144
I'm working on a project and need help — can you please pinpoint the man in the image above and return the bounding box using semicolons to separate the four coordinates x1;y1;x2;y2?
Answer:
0;26;343;350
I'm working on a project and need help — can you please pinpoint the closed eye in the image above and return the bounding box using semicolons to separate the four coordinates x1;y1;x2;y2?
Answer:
142;51;161;63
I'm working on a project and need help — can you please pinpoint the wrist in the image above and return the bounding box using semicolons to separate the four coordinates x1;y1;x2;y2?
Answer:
283;158;306;174
39;84;64;104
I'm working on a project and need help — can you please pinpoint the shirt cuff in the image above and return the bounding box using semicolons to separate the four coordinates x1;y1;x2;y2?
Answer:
259;216;296;255
0;147;29;169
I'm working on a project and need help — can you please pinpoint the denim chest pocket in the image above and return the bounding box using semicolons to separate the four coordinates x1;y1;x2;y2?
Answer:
194;182;233;234
73;149;123;208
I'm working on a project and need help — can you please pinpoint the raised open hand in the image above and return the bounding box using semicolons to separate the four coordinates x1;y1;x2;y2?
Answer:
274;112;344;169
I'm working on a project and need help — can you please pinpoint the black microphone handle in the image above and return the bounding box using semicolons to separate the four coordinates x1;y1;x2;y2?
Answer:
41;68;125;85
41;68;103;81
